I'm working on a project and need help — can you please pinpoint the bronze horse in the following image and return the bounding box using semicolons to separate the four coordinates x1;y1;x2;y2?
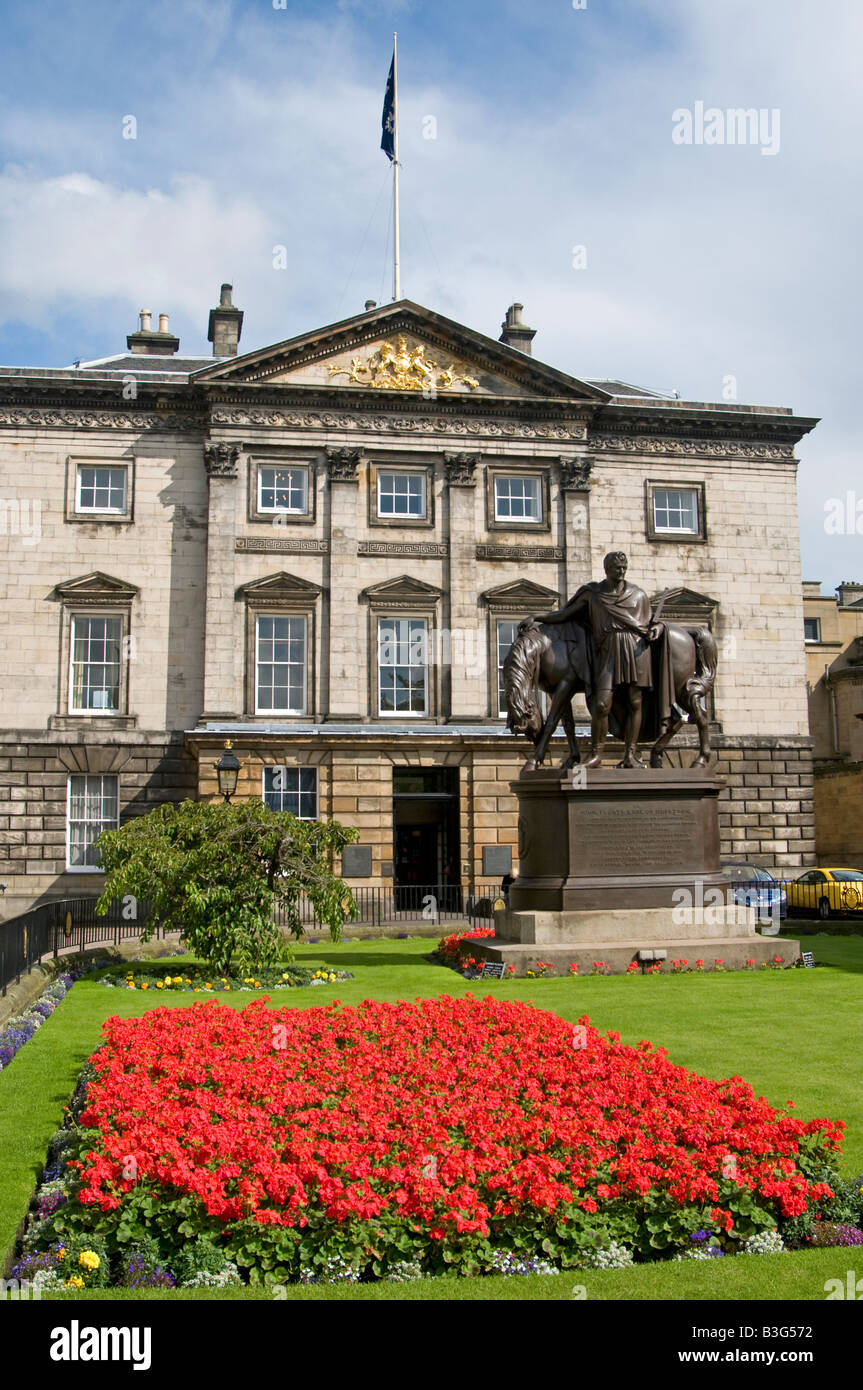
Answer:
503;619;717;770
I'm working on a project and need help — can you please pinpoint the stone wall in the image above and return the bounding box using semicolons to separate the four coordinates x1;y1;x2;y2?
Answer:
0;731;197;918
813;763;863;865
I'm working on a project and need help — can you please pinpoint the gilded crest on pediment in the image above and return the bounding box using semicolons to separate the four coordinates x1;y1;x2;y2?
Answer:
327;335;479;392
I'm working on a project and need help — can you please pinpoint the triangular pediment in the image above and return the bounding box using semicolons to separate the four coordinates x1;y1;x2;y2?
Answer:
193;301;609;403
651;587;718;620
361;574;443;603
236;571;322;601
482;580;560;607
53;571;138;602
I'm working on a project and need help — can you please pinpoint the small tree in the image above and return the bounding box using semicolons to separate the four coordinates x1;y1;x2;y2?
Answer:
95;798;359;976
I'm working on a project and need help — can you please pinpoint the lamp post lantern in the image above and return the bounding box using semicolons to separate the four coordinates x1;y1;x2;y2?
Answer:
215;740;240;803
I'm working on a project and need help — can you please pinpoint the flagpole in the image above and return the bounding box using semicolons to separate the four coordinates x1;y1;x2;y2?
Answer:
392;31;400;300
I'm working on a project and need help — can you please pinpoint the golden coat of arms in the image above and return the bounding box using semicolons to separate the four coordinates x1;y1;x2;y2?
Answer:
328;336;479;392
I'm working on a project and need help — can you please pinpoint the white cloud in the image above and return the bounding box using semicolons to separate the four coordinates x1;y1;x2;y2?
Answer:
0;0;859;585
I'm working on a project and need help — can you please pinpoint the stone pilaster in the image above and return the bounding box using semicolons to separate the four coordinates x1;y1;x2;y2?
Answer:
559;455;593;597
325;449;363;718
444;454;485;718
201;442;242;718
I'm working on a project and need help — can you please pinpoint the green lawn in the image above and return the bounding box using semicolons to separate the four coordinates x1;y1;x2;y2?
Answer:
2;934;861;1301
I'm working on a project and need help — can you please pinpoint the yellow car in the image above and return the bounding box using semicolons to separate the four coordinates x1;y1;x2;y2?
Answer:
786;868;863;920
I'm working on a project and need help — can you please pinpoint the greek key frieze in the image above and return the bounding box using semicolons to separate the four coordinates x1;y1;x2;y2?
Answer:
475;544;564;562
235;537;329;554
357;541;449;557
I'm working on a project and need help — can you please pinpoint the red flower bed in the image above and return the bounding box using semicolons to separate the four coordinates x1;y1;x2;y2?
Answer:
436;927;495;967
71;996;841;1256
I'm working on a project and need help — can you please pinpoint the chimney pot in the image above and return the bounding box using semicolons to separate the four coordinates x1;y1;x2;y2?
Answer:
158;313;169;333
220;283;233;307
139;310;152;332
364;299;377;311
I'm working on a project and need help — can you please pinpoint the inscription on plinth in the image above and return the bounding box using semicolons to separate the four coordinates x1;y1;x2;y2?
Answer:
510;766;728;912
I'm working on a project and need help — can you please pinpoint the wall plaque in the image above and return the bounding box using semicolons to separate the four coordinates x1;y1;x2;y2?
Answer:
342;845;373;878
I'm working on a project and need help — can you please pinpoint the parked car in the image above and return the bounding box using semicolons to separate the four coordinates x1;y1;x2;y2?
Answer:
786;868;863;920
720;863;788;921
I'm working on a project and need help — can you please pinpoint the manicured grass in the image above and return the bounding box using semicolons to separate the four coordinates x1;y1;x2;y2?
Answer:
30;1249;851;1300
2;933;861;1300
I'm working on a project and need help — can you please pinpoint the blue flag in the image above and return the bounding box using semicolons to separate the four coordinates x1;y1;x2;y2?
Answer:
381;56;395;161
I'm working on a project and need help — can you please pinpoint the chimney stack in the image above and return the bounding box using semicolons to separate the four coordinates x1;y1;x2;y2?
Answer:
127;308;180;355
499;303;536;356
208;283;244;357
364;299;377;311
837;581;863;609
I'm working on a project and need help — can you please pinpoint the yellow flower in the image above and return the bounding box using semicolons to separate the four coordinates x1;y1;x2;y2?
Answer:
141;983;149;990
127;984;136;990
79;1251;100;1270
156;982;164;989
56;1247;67;1261
65;1275;85;1289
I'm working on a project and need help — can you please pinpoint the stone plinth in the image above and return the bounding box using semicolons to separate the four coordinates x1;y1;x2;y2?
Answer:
510;766;729;912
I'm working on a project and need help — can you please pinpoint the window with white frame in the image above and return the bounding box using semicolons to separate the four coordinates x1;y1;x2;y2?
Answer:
494;474;541;522
76;465;128;514
257;465;309;515
378;617;428;714
69;615;123;712
377;471;426;519
263;766;317;818
255;615;307;713
66;774;119;870
652;487;700;534
804;617;821;643
496;619;520;716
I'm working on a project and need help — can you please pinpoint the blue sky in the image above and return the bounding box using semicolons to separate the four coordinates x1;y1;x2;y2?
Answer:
0;0;860;589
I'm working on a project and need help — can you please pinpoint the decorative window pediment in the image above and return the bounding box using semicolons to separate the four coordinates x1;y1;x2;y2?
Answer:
482;580;560;611
361;575;443;608
236;572;322;607
53;572;138;605
651;587;718;625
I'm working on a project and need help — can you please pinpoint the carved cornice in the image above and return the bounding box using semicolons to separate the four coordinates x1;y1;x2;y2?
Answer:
589;432;795;461
326;447;361;482
211;407;589;442
559;455;593;491
443;452;478;487
0;407;204;432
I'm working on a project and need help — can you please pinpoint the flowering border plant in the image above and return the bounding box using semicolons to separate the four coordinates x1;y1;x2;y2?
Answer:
20;995;849;1284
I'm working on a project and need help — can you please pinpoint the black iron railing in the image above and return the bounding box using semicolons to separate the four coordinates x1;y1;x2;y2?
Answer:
1;885;503;996
0;897;157;997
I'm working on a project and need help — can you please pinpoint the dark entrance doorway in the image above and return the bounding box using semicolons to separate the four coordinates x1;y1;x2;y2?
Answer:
393;768;461;911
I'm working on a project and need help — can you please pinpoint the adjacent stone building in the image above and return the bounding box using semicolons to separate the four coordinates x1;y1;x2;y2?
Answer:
0;287;819;915
802;580;863;863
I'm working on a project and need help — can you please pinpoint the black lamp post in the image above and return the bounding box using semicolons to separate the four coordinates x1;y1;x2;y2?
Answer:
215;741;240;803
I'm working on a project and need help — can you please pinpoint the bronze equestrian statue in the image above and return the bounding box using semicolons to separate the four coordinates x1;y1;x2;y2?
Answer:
504;552;717;770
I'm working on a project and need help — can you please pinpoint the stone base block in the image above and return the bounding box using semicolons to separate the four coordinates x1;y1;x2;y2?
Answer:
472;934;800;975
493;905;769;944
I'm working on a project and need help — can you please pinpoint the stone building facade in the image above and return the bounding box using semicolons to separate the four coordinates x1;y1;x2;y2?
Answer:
0;288;819;916
802;580;863;863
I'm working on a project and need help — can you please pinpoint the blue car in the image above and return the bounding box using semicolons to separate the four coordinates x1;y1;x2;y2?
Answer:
721;863;788;921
